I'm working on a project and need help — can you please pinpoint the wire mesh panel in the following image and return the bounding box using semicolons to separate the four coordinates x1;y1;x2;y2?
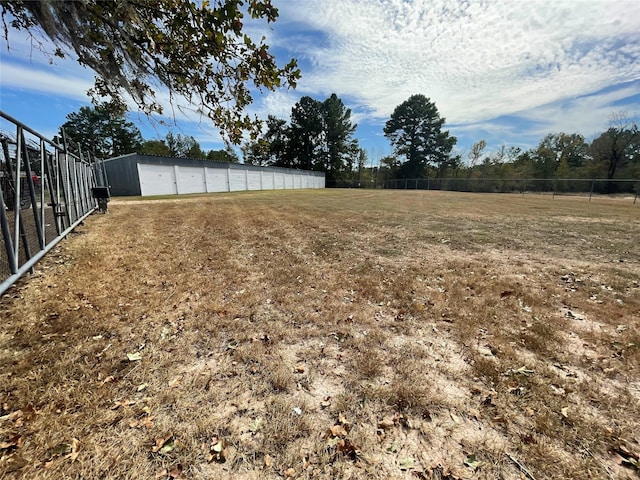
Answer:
384;177;639;200
0;111;100;296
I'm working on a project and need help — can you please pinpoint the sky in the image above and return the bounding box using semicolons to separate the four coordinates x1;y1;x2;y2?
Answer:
1;0;640;165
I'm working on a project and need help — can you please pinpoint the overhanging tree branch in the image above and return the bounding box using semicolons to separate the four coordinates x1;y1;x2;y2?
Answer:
2;0;300;143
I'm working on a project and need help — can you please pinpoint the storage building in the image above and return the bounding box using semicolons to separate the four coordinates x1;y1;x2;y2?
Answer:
102;154;325;196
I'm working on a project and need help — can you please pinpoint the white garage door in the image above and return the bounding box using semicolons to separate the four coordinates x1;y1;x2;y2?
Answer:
274;172;285;189
229;170;246;191
205;168;228;192
284;173;294;189
138;164;177;196
262;171;274;190
178;166;206;194
247;171;261;190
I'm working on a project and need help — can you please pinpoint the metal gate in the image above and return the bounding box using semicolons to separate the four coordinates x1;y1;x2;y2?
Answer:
0;111;101;296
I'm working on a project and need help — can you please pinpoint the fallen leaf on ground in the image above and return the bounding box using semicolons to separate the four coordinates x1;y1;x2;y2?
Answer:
207;439;229;463
0;434;22;451
336;438;360;460
338;413;350;426
65;438;80;462
127;352;142;362
399;457;414;470
152;436;175;454
611;443;640;470
156;464;183;479
111;399;136;410
517;366;534;375
378;416;396;429
0;410;23;422
168;376;182;387
464;454;483;470
329;424;348;437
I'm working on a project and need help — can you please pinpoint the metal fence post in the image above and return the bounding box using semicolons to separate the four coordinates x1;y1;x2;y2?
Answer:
20;129;45;249
0;177;17;274
1;110;98;295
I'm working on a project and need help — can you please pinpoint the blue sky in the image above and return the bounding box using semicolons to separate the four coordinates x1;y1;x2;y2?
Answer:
1;0;640;166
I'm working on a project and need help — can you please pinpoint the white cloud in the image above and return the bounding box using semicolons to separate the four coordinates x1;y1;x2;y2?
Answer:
0;60;94;101
252;89;300;120
275;0;640;127
514;84;640;139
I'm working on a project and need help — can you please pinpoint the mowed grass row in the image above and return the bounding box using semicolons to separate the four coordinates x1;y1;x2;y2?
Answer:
1;190;639;479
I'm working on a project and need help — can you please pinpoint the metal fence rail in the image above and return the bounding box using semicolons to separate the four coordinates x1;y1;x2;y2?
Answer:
0;111;99;296
383;177;640;202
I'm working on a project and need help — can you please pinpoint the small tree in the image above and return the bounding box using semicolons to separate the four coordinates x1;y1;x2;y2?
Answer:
321;93;358;184
288;96;324;171
165;132;204;158
241;139;271;166
264;116;291;166
590;112;639;180
59;103;142;158
242;115;291;167
207;148;239;163
467;139;487;177
383;95;456;179
139;140;171;156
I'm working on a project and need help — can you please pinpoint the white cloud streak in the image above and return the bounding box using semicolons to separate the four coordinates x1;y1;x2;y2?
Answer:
1;60;94;101
275;0;640;128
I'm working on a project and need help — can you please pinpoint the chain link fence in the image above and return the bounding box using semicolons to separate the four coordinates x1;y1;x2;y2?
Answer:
1;111;102;296
382;177;639;202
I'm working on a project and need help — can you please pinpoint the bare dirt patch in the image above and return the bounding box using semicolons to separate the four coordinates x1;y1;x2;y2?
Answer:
1;190;639;479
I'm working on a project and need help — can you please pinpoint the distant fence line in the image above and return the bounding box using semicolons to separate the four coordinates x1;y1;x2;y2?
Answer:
0;111;101;296
381;177;639;202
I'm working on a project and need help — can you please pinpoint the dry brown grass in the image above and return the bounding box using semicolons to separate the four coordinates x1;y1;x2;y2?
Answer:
1;189;639;479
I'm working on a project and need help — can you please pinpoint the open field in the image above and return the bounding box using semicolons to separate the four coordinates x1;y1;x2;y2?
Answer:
1;190;639;479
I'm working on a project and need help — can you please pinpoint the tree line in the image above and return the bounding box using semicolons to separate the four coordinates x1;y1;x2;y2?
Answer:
411;112;640;184
60;95;639;190
238;94;640;187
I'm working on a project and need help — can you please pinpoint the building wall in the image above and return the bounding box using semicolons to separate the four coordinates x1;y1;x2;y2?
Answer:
103;154;325;196
103;154;142;196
